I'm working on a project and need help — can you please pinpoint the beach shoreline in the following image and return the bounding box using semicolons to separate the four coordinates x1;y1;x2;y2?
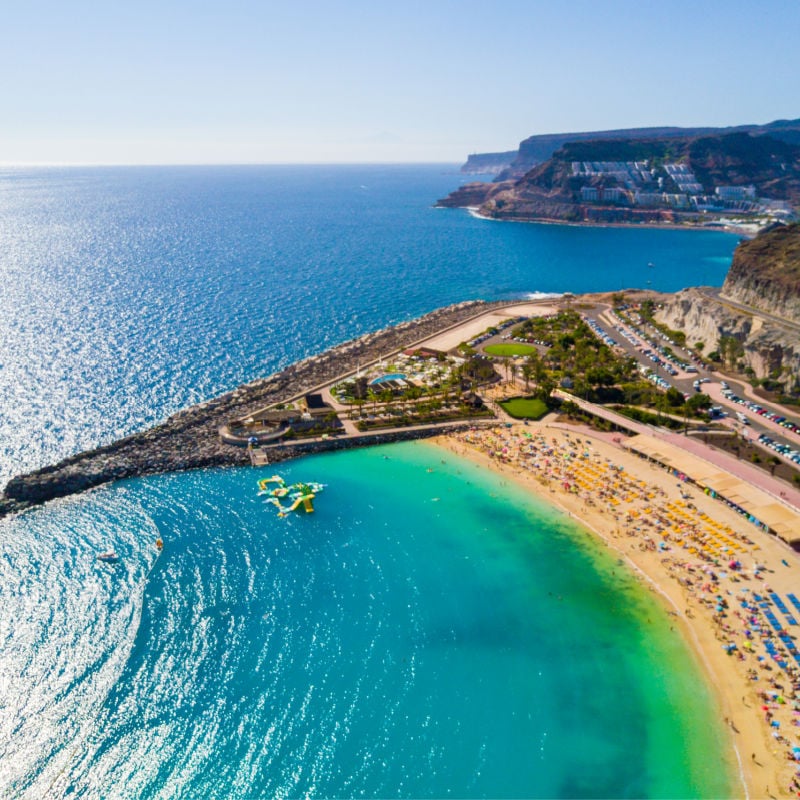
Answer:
464;206;761;236
431;422;800;799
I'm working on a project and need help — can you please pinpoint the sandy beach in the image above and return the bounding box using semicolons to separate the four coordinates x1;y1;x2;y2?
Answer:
432;421;800;799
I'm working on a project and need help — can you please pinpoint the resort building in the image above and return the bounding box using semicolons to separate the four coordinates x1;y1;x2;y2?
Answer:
716;185;757;200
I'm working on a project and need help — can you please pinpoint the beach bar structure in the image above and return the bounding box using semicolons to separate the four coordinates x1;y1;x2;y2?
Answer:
623;434;800;546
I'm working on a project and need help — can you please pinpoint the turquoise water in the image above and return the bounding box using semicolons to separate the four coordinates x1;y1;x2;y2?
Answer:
370;373;407;384
0;165;741;797
1;443;735;798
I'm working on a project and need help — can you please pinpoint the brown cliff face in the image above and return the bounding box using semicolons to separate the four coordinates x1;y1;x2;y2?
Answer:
656;287;800;390
435;180;512;209
722;224;800;324
460;152;516;175
461;118;800;182
659;226;800;391
688;134;800;203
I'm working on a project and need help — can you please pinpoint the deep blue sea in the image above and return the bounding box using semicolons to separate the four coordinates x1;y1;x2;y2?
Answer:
0;165;739;797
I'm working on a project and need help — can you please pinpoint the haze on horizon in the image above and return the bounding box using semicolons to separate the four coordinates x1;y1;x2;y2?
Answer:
2;0;799;166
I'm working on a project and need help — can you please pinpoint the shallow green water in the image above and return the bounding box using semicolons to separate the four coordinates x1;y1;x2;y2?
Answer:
1;441;737;798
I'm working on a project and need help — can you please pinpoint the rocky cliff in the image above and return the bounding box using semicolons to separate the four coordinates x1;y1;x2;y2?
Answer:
441;130;800;224
461;118;800;181
721;224;800;324
435;179;514;210
0;300;503;518
460;151;516;175
656;287;800;390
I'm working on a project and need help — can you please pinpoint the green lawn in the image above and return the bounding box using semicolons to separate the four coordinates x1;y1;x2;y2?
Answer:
500;397;549;420
483;343;537;356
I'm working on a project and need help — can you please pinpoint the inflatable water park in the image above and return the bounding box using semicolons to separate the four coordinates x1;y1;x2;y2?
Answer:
258;474;325;517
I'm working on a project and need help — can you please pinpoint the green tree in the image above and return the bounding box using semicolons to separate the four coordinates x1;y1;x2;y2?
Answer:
718;335;744;369
521;361;534;391
665;387;685;407
586;367;615;387
686;393;712;412
768;455;781;476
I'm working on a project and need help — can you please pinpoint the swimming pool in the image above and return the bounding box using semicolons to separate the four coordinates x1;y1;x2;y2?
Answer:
370;373;406;385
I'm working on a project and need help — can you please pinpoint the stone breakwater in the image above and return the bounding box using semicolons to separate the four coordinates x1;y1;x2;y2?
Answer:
0;300;505;518
238;423;489;466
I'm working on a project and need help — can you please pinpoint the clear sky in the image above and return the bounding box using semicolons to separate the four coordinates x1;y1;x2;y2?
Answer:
2;0;799;164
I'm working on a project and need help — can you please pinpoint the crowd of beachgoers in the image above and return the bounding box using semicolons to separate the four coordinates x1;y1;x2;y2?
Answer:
441;422;800;797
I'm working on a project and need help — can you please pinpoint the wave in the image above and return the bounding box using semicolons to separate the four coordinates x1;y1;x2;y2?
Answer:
495;290;565;301
519;290;564;300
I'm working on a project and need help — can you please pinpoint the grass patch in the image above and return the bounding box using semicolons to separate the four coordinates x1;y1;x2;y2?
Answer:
500;397;548;420
483;343;537;357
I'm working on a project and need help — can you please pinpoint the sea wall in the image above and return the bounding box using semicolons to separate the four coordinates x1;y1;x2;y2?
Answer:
0;300;505;517
249;423;488;464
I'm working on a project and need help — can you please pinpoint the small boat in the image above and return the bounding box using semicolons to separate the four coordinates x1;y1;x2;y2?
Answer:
97;552;119;563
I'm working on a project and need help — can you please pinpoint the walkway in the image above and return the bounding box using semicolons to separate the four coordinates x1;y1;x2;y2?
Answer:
553;391;800;513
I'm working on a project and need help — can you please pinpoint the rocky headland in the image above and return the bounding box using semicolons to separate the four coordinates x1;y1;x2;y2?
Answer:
435;180;513;210
440;123;800;227
471;118;800;181
460;151;516;176
0;300;506;518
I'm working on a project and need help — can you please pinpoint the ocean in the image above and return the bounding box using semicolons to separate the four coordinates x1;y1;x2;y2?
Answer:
0;165;738;797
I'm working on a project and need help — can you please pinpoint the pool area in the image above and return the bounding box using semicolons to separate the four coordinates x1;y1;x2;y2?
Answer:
370;373;407;385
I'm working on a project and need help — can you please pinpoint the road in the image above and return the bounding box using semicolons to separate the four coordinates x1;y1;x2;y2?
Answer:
700;287;800;336
585;304;800;470
552;390;800;513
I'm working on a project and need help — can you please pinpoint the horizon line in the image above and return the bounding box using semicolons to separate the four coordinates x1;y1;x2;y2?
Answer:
0;159;466;169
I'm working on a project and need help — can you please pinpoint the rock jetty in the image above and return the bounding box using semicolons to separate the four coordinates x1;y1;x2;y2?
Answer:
0;300;504;518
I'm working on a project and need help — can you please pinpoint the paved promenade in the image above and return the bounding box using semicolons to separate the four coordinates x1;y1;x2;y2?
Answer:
546;384;800;513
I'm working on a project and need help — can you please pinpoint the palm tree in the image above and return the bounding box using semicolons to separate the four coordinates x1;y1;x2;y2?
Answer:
366;388;378;414
379;388;394;415
521;362;534;392
509;361;518;389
